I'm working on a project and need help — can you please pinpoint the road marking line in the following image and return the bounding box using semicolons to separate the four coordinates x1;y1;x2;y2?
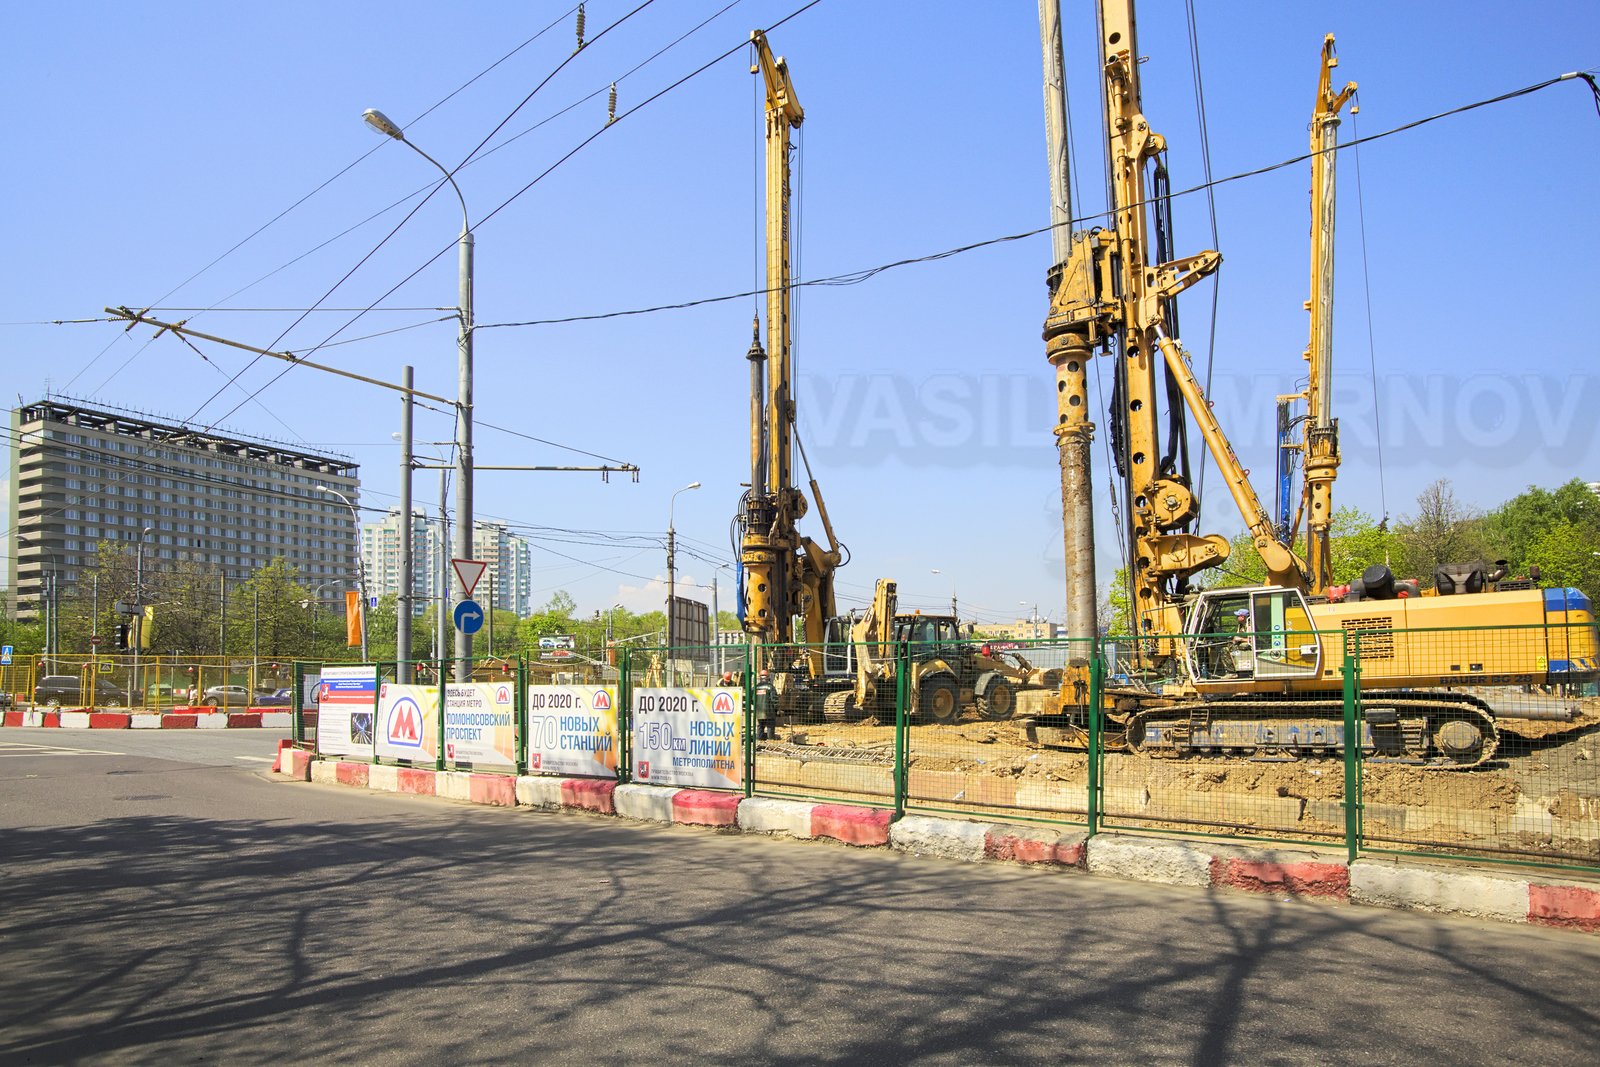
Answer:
233;755;274;762
0;741;120;756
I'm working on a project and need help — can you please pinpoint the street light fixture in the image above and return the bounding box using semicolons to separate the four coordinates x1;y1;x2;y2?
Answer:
364;106;475;682
313;487;369;661
666;482;701;673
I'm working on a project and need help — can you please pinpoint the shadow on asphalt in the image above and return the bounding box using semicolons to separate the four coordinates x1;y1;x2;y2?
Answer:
2;797;1599;1066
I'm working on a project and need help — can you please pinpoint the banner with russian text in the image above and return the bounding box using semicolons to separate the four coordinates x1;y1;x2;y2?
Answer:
443;682;517;768
317;664;377;758
376;683;439;763
525;685;618;777
630;687;743;790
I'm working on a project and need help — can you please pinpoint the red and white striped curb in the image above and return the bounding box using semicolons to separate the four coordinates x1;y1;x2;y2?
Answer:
3;709;301;729
284;756;1600;933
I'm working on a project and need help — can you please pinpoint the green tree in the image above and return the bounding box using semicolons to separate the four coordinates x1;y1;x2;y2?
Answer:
1393;478;1488;587
1525;521;1600;601
227;559;320;660
1480;479;1600;576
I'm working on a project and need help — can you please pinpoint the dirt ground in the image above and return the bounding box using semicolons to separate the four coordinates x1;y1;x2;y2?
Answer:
775;695;1600;817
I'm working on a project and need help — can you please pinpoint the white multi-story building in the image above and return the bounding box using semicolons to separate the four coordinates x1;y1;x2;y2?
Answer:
361;513;531;617
8;395;361;620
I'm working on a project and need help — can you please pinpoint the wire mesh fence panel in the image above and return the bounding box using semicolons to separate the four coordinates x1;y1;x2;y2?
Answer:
1;664;34;711
1356;622;1600;869
626;645;746;793
899;635;1090;825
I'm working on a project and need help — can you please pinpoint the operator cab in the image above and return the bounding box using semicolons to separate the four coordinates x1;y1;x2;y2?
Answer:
893;614;961;663
1185;586;1322;688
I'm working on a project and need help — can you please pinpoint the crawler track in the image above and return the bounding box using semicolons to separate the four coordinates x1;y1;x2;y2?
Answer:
1123;690;1500;769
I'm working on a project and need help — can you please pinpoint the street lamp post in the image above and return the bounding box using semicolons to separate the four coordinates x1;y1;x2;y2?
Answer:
395;366;414;681
133;526;153;705
666;482;701;681
364;108;474;682
931;569;958;620
313;487;368;661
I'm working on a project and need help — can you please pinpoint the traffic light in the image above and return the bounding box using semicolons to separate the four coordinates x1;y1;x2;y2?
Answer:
115;623;130;651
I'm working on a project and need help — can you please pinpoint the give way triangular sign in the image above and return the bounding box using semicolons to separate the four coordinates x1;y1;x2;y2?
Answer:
452;558;488;598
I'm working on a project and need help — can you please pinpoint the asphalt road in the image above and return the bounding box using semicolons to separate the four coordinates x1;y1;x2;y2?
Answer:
2;729;1598;1066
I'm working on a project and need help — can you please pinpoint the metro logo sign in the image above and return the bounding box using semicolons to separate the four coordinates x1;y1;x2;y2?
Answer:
711;691;737;714
592;690;611;711
387;697;424;748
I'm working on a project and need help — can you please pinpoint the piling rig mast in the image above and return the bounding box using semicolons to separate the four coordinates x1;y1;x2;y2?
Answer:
1042;0;1306;654
739;31;844;678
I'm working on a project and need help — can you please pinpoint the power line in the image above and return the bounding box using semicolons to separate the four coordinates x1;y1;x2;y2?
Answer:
479;69;1599;331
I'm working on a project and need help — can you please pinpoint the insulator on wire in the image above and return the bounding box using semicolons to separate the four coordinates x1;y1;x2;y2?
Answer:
575;4;585;51
607;83;617;124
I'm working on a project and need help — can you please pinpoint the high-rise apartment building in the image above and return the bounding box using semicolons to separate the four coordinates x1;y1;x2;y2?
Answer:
360;514;531;618
8;396;361;619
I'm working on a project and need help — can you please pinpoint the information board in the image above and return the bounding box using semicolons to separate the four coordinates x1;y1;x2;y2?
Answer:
375;683;439;763
525;685;618;778
443;682;517;768
317;665;377;758
630;687;743;789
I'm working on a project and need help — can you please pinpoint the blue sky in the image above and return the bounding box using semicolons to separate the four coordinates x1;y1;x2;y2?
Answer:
4;1;1597;626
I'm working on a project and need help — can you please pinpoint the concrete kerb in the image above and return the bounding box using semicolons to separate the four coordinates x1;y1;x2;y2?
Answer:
281;761;1600;933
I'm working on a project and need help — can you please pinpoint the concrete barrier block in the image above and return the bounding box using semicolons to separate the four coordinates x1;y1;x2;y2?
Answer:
260;712;293;729
436;771;473;801
397;767;436;795
673;790;740;827
614;783;678;822
1014;781;1089;815
1528;883;1600;932
310;760;338;785
891;815;989;862
736;798;814;838
1087;834;1213;887
335;762;370;788
561;778;616;814
40;712;61;728
227;713;263;729
130;714;162;729
1054;833;1088;868
196;713;228;730
515;776;565;809
469;774;516;807
25;710;45;727
60;712;91;729
1351;860;1528;922
811;804;892;847
88;713;130;729
1211;857;1349;899
984;825;1063;865
281;748;311;780
161;714;198;729
2;711;21;728
369;765;399;792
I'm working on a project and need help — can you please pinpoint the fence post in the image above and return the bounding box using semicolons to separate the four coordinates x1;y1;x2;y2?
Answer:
516;653;528;776
1341;644;1361;865
1087;654;1102;838
371;662;383;765
618;645;632;783
742;656;754;799
894;639;909;818
435;649;446;772
292;661;306;743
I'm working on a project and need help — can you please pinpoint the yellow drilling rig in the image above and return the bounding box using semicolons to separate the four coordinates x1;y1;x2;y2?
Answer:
1035;0;1598;767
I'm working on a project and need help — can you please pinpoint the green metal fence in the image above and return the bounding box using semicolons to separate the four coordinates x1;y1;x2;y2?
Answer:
292;619;1600;874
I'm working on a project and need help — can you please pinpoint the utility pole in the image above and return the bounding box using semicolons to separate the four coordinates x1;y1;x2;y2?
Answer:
397;364;414;682
252;588;260;694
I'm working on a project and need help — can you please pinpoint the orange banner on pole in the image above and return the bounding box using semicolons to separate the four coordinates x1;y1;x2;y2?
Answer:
345;591;363;647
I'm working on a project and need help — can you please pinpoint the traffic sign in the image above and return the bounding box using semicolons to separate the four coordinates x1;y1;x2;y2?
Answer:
90;635;102;646
369;596;379;608
452;558;488;597
453;599;485;635
0;645;11;665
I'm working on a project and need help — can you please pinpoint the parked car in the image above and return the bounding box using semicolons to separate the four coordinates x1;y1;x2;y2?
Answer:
33;675;137;708
199;685;255;708
253;688;292;706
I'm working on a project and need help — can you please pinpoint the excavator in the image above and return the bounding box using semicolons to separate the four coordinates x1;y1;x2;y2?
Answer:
1035;0;1598;767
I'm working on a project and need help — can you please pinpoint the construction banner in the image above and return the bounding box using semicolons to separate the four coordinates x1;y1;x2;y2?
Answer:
630;687;743;790
376;683;439;763
442;682;517;768
345;591;362;647
525;685;618;778
317;664;377;758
